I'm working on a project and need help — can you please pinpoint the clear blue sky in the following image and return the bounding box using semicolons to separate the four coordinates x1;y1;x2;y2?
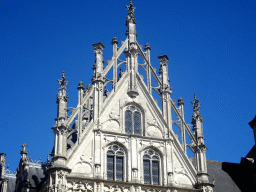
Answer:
1;0;256;172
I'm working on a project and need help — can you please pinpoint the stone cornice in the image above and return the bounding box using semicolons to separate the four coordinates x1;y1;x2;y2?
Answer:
100;131;173;143
46;164;71;174
65;177;200;191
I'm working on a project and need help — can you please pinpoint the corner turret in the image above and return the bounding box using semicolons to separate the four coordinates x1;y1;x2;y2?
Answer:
191;94;214;191
47;72;71;192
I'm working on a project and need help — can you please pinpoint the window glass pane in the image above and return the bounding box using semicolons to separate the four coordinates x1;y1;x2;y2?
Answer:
144;176;150;184
143;160;150;184
152;161;159;185
125;111;132;134
107;164;113;171
107;151;114;155
152;161;159;168
113;146;118;151
152;168;159;175
107;156;114;180
116;152;123;156
107;172;114;180
134;112;141;135
152;156;158;160
143;155;150;159
116;173;123;181
148;150;153;155
116;165;123;172
153;177;159;185
116;157;123;181
116;157;123;164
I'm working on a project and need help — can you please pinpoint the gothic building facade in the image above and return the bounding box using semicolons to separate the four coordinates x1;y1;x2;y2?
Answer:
0;1;254;192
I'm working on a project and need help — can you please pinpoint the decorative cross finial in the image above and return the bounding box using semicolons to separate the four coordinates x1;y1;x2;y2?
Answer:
191;94;201;113
21;143;28;152
126;0;136;21
57;71;69;89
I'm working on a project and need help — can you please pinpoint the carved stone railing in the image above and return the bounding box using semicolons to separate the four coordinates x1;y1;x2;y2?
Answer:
102;39;128;77
170;100;197;144
65;85;94;127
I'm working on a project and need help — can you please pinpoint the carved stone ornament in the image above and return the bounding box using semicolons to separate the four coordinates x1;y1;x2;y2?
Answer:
126;0;136;24
58;170;65;179
91;73;104;83
158;55;169;66
56;94;69;103
201;186;213;192
127;89;139;99
21;143;28;152
57;71;69;89
130;47;138;57
109;112;120;123
67;181;93;192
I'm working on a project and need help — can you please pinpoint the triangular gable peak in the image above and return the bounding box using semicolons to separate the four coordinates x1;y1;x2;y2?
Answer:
49;1;215;191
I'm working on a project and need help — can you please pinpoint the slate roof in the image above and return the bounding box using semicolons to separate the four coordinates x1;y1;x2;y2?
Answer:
206;160;241;192
27;164;47;189
189;158;241;192
4;174;16;192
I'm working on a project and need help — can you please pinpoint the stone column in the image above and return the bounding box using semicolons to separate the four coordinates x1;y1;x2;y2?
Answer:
191;95;214;189
112;37;118;91
77;82;84;144
125;1;136;43
158;55;172;135
92;42;105;122
94;130;102;179
91;43;105;180
178;98;186;153
125;1;139;99
52;72;69;166
131;138;139;183
145;43;152;94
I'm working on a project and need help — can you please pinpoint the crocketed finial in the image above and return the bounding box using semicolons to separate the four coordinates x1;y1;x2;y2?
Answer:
21;143;28;152
57;71;69;89
191;94;201;114
126;0;136;21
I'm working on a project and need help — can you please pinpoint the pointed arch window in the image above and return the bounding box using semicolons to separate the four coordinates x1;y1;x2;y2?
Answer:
143;149;160;185
125;106;141;135
107;145;124;181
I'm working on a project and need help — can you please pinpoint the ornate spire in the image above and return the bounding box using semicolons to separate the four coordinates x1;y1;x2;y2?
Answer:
20;143;29;161
191;94;201;115
126;0;136;24
57;71;69;89
21;143;28;152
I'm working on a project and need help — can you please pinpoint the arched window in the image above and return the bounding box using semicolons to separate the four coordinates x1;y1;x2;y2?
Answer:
107;145;124;181
143;149;160;185
125;106;141;135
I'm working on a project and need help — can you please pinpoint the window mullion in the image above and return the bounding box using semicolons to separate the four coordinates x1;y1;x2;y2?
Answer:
132;112;134;134
150;160;152;184
114;155;116;180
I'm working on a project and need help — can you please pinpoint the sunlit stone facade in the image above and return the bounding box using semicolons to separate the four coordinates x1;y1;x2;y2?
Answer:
0;1;216;192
